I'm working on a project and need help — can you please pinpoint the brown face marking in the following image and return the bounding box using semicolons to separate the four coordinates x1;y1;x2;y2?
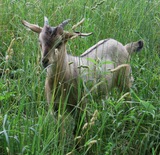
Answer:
39;26;56;57
39;26;64;57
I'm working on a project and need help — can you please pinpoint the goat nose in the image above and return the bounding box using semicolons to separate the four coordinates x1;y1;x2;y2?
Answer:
42;58;49;68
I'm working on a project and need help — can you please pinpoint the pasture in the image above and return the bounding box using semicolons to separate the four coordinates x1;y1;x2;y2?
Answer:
0;0;160;154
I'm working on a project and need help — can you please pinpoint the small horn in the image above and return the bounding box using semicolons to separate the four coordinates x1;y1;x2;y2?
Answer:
59;19;71;28
44;16;49;26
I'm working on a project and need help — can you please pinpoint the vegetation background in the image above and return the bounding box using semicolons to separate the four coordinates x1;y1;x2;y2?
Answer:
0;0;160;154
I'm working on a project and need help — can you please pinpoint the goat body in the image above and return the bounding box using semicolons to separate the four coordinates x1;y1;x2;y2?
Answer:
22;18;143;113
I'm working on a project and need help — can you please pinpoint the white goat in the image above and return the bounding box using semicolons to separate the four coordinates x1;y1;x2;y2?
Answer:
22;17;143;133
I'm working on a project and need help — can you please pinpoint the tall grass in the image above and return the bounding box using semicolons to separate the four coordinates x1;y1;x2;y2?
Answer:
0;0;160;154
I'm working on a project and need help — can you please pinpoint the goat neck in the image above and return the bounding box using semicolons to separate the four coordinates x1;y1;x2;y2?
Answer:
47;41;70;81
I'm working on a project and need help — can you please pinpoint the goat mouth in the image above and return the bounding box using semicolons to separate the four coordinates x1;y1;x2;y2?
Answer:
42;59;49;68
42;63;49;68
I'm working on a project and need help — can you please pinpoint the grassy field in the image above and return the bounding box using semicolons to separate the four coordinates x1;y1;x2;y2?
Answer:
0;0;160;154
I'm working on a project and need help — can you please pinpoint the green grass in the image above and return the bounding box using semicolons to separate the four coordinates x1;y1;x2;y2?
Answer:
0;0;160;154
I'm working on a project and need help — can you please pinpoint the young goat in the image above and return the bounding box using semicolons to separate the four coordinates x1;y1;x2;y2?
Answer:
22;17;143;137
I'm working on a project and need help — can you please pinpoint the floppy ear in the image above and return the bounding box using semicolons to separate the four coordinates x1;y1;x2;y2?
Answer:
22;20;42;33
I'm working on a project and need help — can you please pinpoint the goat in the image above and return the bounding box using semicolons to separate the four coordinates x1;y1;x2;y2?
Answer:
22;17;143;139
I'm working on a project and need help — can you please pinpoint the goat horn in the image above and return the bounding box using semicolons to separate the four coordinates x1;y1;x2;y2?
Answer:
59;19;71;28
44;16;49;26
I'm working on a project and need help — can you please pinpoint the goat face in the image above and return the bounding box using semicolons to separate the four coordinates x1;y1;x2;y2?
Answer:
39;25;64;68
22;17;70;68
40;17;71;68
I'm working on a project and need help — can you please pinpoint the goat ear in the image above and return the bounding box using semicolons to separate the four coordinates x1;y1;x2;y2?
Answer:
22;20;42;33
63;31;75;40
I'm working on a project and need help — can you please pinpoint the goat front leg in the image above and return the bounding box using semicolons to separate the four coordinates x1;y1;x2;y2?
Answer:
72;99;89;151
45;79;68;147
45;77;59;115
73;108;84;151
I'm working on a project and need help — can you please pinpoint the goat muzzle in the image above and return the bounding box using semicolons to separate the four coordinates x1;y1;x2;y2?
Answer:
42;58;49;68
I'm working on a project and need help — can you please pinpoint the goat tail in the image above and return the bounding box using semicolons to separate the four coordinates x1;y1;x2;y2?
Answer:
125;40;143;54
